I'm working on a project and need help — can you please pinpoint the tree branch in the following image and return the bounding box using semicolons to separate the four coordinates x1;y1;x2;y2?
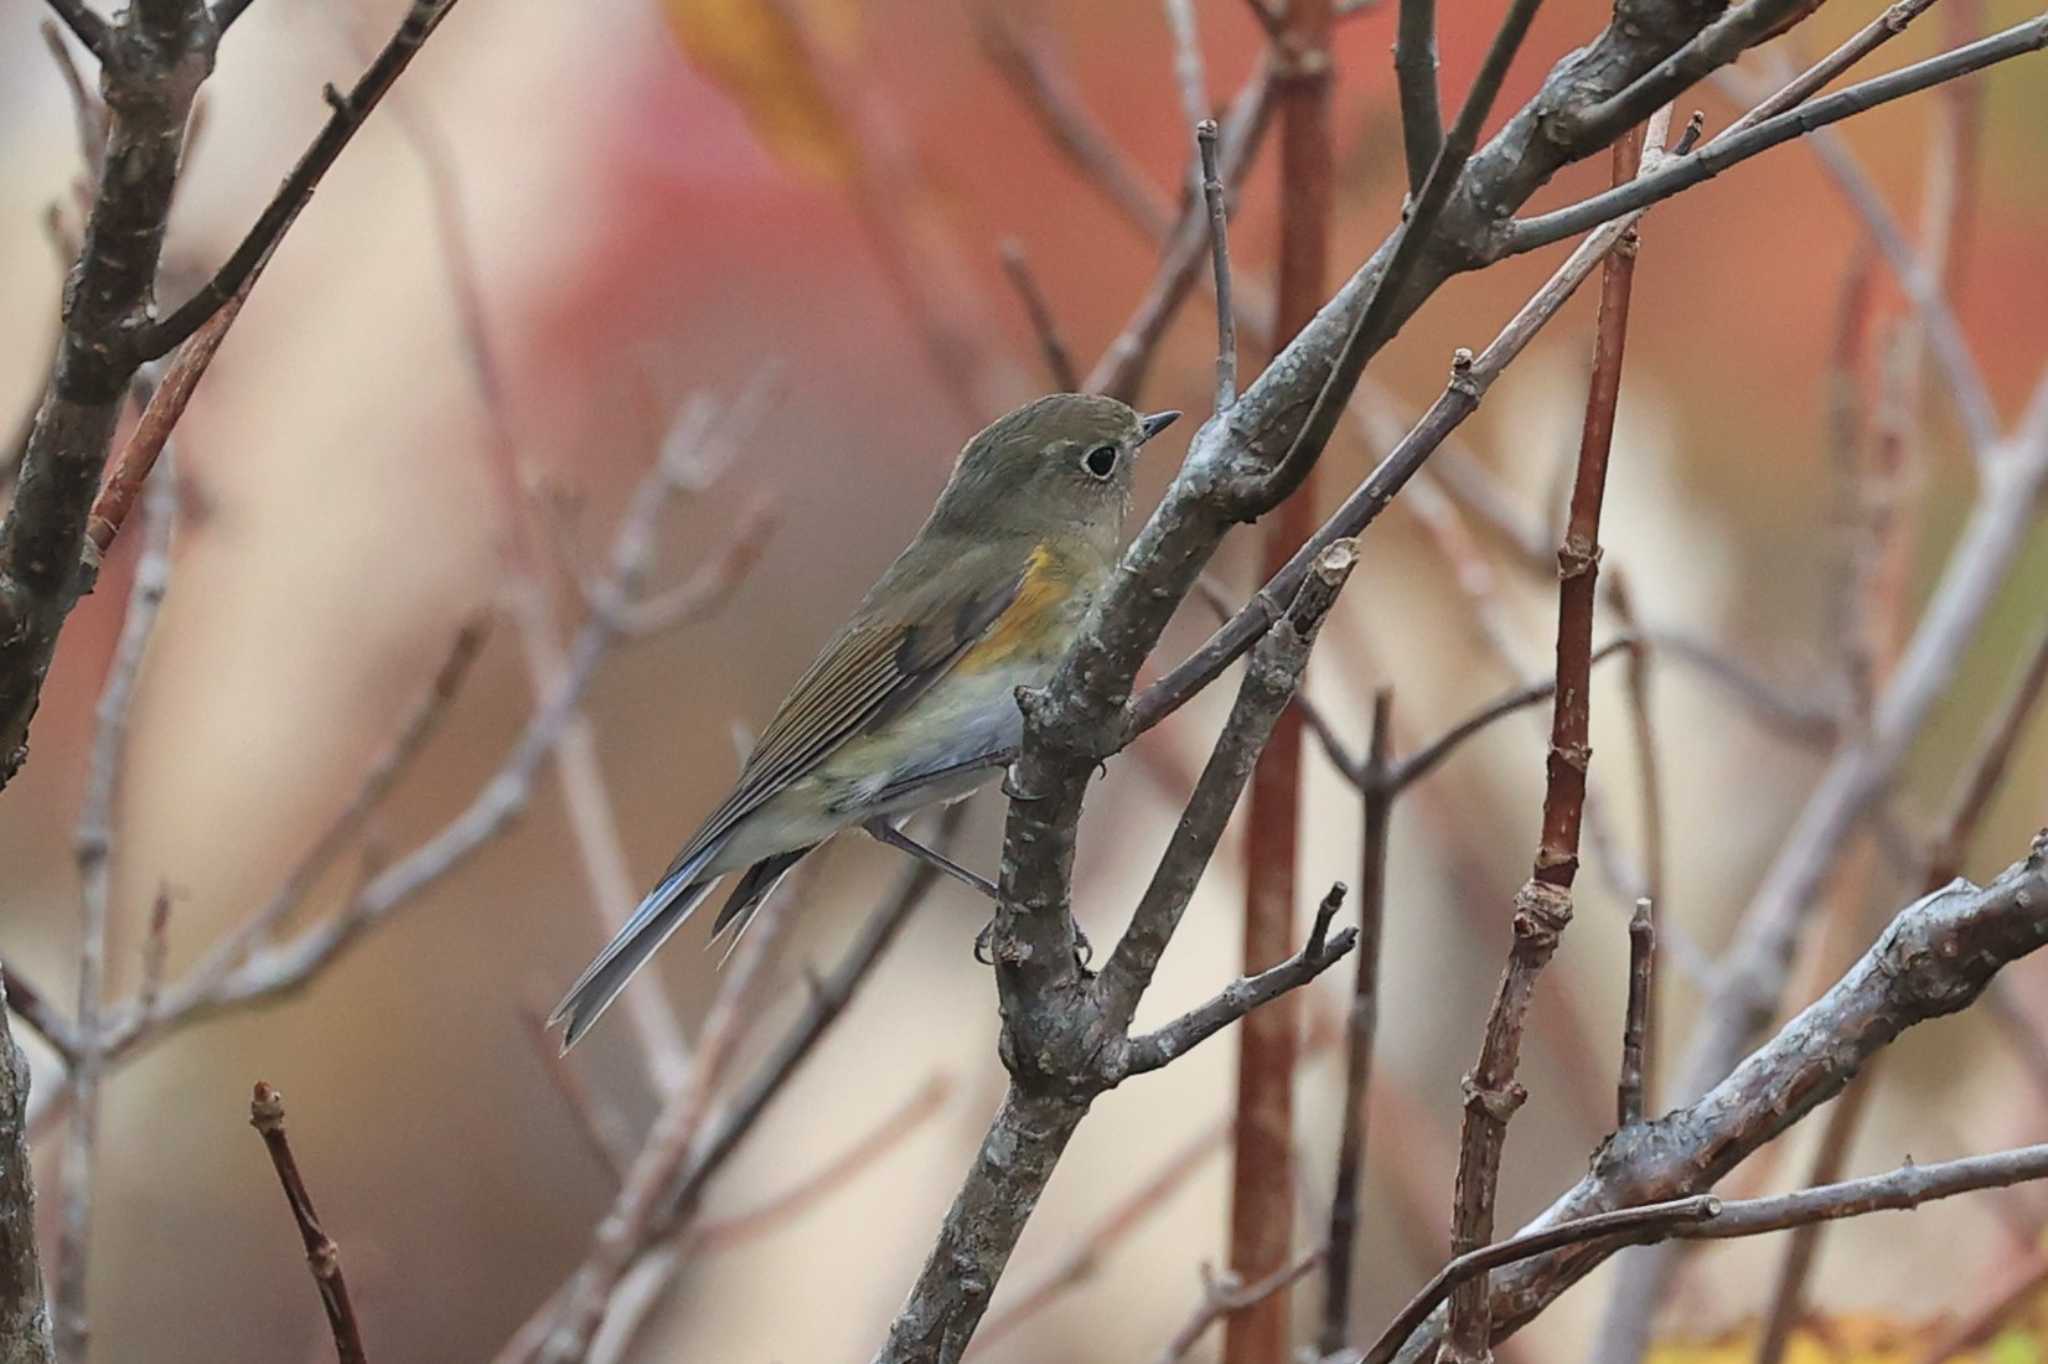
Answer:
43;0;109;61
1383;834;2048;1362
0;978;53;1364
134;0;469;358
1495;18;2048;257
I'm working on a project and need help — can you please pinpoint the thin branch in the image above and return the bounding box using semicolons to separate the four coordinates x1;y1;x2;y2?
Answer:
55;452;172;1364
496;809;961;1362
516;1000;635;1185
0;969;79;1064
1359;1197;1723;1364
250;1083;367;1364
41;0;108;61
1162;0;1212;192
968;1121;1229;1354
1381;640;1633;793
86;294;244;558
39;19;106;178
97;619;488;1057
1119;883;1355;1077
1394;0;1443;193
387;84;701;1085
1440;118;1648;1363
970;4;1177;244
135;0;471;358
1156;1245;1327;1364
1086;61;1278;400
1197;120;1238;412
535;868;802;1364
1097;545;1361;1031
0;977;53;1364
1320;689;1392;1356
691;1073;953;1253
1755;616;2048;1363
996;240;1079;392
1617;899;1655;1128
1254;0;1546;513
1496;18;2048;258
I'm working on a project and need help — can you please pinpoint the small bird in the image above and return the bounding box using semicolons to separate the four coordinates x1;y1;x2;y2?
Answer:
550;394;1181;1049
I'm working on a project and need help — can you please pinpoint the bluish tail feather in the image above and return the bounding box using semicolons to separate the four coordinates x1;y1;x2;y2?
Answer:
550;849;720;1051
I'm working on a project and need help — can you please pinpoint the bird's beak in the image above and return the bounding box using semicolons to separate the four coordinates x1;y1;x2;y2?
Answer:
1139;410;1182;444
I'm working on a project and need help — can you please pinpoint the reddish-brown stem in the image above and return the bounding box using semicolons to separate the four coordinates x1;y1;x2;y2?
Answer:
1224;7;1330;1361
1321;688;1393;1356
250;1083;367;1364
1439;125;1647;1363
86;292;243;558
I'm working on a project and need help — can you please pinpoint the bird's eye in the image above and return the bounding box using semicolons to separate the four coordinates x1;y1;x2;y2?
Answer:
1082;444;1118;479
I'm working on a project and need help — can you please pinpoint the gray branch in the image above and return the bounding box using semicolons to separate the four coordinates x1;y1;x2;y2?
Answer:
0;980;53;1364
1381;833;2048;1362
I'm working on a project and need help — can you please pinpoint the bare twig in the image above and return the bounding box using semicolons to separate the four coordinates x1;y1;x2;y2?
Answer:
55;454;172;1364
996;240;1079;391
517;1000;635;1185
970;4;1177;244
1320;690;1392;1356
136;0;470;357
536;875;801;1363
1086;61;1277;400
1162;0;1212;189
1198;120;1239;412
0;977;53;1364
874;545;1360;1363
389;88;702;1087
86;290;245;559
496;809;962;1362
250;1082;367;1364
1618;899;1655;1128
1157;1246;1327;1364
1440;119;1648;1364
691;1074;953;1253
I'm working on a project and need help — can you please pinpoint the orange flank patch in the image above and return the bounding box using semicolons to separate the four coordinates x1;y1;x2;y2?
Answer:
957;544;1076;674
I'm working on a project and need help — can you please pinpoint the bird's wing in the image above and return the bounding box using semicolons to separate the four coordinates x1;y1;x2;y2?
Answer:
656;543;1038;883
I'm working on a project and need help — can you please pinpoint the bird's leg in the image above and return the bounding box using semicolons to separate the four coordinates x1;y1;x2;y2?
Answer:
863;817;998;899
861;817;1091;969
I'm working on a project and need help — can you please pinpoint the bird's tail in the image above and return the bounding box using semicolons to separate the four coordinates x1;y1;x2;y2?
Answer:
549;851;719;1052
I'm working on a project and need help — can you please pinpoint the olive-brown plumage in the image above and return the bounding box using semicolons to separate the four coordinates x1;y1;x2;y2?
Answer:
551;394;1180;1048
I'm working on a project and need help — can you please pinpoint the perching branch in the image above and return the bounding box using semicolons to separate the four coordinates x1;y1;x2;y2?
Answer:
872;543;1361;1363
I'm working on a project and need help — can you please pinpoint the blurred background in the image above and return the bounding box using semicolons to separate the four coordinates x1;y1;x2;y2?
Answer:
3;0;2047;1359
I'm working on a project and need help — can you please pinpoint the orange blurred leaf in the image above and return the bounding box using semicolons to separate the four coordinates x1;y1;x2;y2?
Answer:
662;0;859;181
